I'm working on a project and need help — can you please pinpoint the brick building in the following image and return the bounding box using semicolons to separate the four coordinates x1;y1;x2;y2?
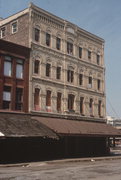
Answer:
0;39;30;112
0;3;121;161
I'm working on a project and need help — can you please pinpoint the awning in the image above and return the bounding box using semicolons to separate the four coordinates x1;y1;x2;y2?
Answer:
33;116;121;137
0;112;58;139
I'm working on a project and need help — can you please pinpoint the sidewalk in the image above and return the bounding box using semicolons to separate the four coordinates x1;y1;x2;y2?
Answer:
1;153;121;168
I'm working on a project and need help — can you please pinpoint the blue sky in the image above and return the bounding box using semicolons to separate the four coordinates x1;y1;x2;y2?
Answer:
0;0;121;118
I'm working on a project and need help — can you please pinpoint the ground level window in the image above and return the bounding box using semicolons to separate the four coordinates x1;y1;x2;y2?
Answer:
2;86;11;109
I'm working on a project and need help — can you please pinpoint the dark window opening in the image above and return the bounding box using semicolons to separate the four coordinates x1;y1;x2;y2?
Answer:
79;74;83;85
67;70;74;83
34;60;39;74
88;50;91;59
97;54;100;65
67;42;73;55
79;47;82;58
56;37;61;50
68;94;75;111
98;100;102;117
89;98;93;116
15;88;23;111
46;63;51;77
88;76;92;88
97;79;101;90
35;28;40;42
57;92;61;112
56;66;61;79
34;88;40;111
80;97;84;115
46;33;51;46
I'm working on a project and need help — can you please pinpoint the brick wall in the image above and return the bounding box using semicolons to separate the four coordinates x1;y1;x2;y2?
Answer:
1;13;29;47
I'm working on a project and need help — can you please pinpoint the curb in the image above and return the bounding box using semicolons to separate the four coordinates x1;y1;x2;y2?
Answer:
1;155;121;168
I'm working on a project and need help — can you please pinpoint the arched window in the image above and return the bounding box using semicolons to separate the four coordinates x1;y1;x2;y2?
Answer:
34;60;40;74
34;88;40;111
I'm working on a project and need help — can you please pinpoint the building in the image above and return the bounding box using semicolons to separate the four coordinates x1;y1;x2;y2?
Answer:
0;3;105;120
0;3;121;161
0;39;30;112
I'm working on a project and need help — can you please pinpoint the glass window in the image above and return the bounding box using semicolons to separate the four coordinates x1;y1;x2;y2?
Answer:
46;90;51;106
79;47;82;58
68;94;75;111
79;74;83;85
46;33;51;46
15;88;23;110
12;22;17;33
88;76;92;88
34;60;39;74
80;97;84;115
67;42;73;55
88;50;91;59
89;98;93;116
56;37;61;50
4;56;12;76
57;92;61;112
16;59;23;79
97;79;101;90
56;66;61;79
0;27;6;38
98;100;102;117
97;54;100;65
2;86;11;109
67;70;74;83
34;88;40;111
34;28;40;42
46;63;51;77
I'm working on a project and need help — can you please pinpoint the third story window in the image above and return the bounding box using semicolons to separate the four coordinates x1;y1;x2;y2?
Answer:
46;33;51;46
67;42;73;55
88;50;91;59
79;74;83;85
56;37;61;50
34;28;40;42
4;56;12;77
79;47;82;58
16;59;24;79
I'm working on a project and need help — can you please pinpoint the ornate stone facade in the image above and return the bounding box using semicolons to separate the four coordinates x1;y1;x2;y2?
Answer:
0;3;106;121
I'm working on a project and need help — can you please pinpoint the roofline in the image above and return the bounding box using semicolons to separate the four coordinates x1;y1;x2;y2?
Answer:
30;3;104;43
0;8;29;26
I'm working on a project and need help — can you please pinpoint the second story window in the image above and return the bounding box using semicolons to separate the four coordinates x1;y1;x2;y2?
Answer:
88;50;91;60
56;66;61;80
16;59;23;79
67;69;74;83
4;56;12;77
34;60;39;74
88;76;92;88
0;27;6;38
46;33;51;46
80;97;84;115
46;63;51;77
3;86;11;109
34;28;40;42
12;22;17;34
79;47;82;58
56;37;61;50
57;92;61;112
79;74;83;86
67;42;73;55
89;98;93;116
68;94;75;111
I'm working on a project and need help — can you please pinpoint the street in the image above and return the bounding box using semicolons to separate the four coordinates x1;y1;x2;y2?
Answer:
0;158;121;180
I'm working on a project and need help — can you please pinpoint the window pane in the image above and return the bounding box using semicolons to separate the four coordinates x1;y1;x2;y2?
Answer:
35;28;40;41
16;64;23;78
4;61;12;76
3;92;11;101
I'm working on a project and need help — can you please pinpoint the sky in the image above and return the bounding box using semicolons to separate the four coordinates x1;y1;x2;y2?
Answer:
0;0;121;118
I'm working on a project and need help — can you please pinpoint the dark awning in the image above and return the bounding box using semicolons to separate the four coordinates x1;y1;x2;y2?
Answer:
33;116;121;137
0;112;58;139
